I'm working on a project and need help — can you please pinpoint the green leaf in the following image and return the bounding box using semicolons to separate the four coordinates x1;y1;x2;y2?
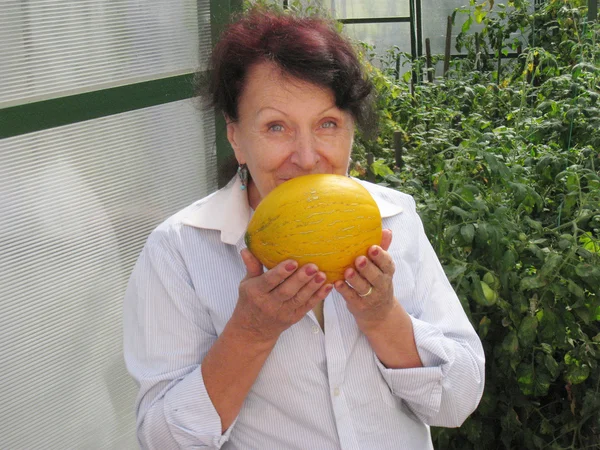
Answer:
524;217;543;233
450;206;473;220
436;173;449;197
370;158;394;177
501;330;519;355
462;15;474;34
501;249;516;271
565;363;590;385
520;276;547;291
461;224;475;244
516;363;535;395
474;5;487;23
462;417;482;443
567;280;585;298
581;389;600;417
579;233;600;253
540;343;553;354
544;354;560;379
540;419;553;435
478;316;492;338
539;253;563;279
518;316;538;348
445;224;461;240
444;263;467;281
575;263;600;279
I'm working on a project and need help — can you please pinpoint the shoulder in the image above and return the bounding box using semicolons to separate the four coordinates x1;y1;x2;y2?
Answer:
354;179;417;214
146;191;220;251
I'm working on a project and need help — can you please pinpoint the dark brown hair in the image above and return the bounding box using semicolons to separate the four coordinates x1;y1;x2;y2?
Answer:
196;8;376;183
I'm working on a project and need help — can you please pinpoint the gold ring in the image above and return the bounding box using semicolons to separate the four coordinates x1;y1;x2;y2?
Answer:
358;286;373;297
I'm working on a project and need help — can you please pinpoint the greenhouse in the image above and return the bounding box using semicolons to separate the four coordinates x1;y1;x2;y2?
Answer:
0;0;599;448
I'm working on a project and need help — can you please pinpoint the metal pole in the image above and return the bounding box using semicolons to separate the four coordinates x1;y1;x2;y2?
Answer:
415;0;423;58
409;0;418;85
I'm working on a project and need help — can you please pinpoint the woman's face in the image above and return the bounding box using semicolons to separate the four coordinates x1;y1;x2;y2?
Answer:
226;62;355;208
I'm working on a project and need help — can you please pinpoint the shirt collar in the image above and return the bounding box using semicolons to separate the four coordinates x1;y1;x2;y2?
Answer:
181;176;403;245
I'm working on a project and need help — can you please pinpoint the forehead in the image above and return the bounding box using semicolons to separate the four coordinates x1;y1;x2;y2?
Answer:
239;61;336;112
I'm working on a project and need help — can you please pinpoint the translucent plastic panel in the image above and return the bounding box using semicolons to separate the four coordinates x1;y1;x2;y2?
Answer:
0;0;211;106
328;0;410;19
421;0;529;56
0;99;217;450
343;22;412;70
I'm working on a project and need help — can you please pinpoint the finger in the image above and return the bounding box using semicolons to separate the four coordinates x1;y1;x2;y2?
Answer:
260;259;298;291
380;229;393;251
366;246;395;275
334;279;357;300
287;270;327;307
344;265;372;296
241;248;264;279
295;283;334;316
272;264;319;300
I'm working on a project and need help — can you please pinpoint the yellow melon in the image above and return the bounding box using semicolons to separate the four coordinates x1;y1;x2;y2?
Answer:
245;174;382;283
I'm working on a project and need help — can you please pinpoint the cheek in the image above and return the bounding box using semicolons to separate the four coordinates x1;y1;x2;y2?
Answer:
316;134;352;162
249;146;294;172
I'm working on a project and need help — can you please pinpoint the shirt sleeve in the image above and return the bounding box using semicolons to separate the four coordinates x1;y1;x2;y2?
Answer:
375;197;485;428
123;228;236;449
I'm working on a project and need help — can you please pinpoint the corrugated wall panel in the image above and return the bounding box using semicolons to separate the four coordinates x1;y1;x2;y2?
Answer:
0;100;217;449
0;0;210;106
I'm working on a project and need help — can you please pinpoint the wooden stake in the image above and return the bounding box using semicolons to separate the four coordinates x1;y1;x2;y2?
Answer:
444;16;453;77
393;131;404;170
366;153;375;182
425;38;433;83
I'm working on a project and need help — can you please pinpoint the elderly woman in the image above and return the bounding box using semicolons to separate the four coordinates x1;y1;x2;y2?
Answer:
124;8;485;450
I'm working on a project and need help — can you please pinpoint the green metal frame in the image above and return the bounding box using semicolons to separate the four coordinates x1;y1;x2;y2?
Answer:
0;0;244;189
210;0;243;187
0;74;194;139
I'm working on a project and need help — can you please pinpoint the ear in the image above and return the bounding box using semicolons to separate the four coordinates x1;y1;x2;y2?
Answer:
225;116;244;164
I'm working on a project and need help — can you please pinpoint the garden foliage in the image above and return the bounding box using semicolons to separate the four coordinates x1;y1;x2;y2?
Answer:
352;0;600;448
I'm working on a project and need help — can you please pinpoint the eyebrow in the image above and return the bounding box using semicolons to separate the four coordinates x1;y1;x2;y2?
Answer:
255;105;339;118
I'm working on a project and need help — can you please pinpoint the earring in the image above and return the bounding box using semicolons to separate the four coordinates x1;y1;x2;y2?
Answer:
237;164;248;190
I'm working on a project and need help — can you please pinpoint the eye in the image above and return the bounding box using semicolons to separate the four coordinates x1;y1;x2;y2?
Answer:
268;123;285;132
321;120;337;129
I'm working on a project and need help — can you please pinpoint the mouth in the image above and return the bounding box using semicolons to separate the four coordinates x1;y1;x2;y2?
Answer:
279;172;329;183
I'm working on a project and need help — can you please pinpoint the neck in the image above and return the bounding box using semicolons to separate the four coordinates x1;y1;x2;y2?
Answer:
247;180;262;210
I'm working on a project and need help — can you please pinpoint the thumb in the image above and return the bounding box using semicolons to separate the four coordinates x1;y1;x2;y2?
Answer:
241;248;264;279
380;229;393;252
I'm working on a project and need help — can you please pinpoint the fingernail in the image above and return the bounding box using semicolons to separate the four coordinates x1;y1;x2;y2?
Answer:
325;285;333;294
285;262;297;272
347;269;355;278
306;266;317;276
358;257;367;268
370;247;379;257
315;273;325;283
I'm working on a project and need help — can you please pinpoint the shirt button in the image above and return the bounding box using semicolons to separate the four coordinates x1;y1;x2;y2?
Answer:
333;387;340;397
312;325;320;334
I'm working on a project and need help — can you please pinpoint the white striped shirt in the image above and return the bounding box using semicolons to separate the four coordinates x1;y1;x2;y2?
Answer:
123;176;485;450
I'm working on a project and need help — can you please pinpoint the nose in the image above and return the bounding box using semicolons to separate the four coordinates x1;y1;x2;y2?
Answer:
290;131;320;170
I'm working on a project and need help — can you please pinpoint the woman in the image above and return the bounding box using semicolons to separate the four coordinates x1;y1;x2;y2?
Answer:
124;8;485;450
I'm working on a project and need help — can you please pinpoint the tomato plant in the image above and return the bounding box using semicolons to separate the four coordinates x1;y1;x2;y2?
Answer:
353;1;600;448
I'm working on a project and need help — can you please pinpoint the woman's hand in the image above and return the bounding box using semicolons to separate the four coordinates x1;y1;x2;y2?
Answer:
231;249;333;343
334;229;396;332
